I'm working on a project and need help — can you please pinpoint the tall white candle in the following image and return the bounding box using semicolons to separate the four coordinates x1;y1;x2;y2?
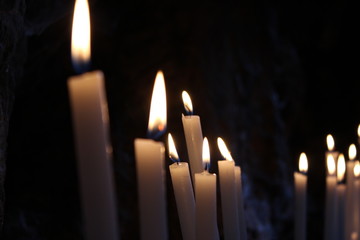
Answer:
335;154;346;240
217;137;240;240
134;71;167;240
68;1;119;239
324;154;337;240
353;162;360;239
195;138;219;240
294;153;308;240
345;144;357;240
181;91;204;181
168;134;195;240
235;166;247;240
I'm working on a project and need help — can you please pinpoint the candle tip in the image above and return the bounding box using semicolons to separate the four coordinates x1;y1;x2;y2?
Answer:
168;133;180;163
182;91;193;115
217;137;234;161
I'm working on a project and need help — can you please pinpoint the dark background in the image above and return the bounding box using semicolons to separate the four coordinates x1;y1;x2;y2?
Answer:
1;0;359;239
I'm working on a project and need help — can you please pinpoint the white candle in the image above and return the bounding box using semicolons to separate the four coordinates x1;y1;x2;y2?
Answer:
68;1;119;239
217;137;240;240
134;71;167;240
324;154;337;240
325;134;339;164
235;166;247;240
294;153;308;240
335;154;346;240
181;91;204;181
195;138;219;240
168;134;195;240
353;162;360;239
345;144;357;240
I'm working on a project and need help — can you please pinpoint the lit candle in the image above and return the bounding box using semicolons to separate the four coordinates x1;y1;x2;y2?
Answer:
294;153;308;240
134;71;167;240
67;1;119;239
335;154;346;240
353;161;360;239
168;133;195;240
345;144;357;240
324;154;337;240
181;91;204;182
326;134;339;164
217;137;240;240
195;138;219;240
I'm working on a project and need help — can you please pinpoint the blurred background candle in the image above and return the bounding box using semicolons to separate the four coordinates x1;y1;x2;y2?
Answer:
353;161;360;239
346;144;357;240
324;154;337;240
168;133;195;240
181;91;204;182
294;152;308;240
134;71;167;240
326;134;339;163
67;0;119;239
217;137;240;240
335;154;346;240
195;137;219;240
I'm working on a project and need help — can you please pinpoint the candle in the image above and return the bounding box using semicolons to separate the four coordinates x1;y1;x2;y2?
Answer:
345;144;357;240
181;91;204;181
134;71;167;240
294;152;308;240
324;154;337;240
67;1;119;239
235;166;247;240
326;134;339;165
217;137;240;240
168;133;195;240
353;161;360;239
335;154;346;240
195;137;219;240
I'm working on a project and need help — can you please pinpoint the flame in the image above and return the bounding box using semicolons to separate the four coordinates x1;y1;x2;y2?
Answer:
349;144;357;161
71;0;91;69
354;161;360;177
326;134;335;151
182;91;193;115
337;153;346;181
299;152;308;173
327;154;336;175
202;137;210;170
217;137;234;161
168;133;179;162
358;124;360;138
147;71;167;137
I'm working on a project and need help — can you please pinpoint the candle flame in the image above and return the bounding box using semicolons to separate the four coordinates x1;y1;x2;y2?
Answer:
349;144;357;161
337;153;346;182
326;134;335;151
358;124;360;138
354;161;360;177
71;0;91;73
217;137;234;161
299;152;308;173
182;91;193;115
327;154;336;175
147;71;167;139
168;133;179;162
202;137;210;170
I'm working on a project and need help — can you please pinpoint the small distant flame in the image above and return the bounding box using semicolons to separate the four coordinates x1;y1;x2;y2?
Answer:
182;91;193;115
299;153;308;173
202;137;210;171
349;144;357;161
358;124;360;138
354;161;360;177
326;134;335;151
217;137;234;161
327;154;336;175
168;133;179;162
147;71;167;139
337;153;346;182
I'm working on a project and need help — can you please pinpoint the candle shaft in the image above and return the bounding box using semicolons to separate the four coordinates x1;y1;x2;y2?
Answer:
235;166;247;240
294;172;307;240
335;184;346;240
324;175;337;240
345;161;356;240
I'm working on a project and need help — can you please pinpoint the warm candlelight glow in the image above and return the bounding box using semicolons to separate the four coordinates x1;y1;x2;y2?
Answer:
71;0;91;68
299;152;308;173
326;134;335;151
358;124;360;137
354;161;360;177
337;153;346;181
202;137;210;170
168;133;179;162
148;71;167;138
182;91;193;115
217;137;234;161
327;154;336;175
349;144;357;161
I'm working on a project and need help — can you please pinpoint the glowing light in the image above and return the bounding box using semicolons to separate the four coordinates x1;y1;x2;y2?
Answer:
327;154;336;175
71;0;91;68
358;124;360;138
349;144;357;161
299;152;308;173
354;161;360;177
147;71;167;137
168;133;179;162
182;91;193;115
337;154;346;182
217;137;234;161
326;134;335;151
202;137;210;170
